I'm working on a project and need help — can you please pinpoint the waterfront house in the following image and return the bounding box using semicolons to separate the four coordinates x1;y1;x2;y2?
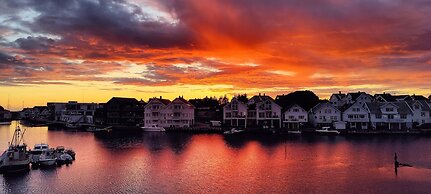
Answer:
144;97;171;127
407;100;431;126
105;97;145;127
329;92;347;108
282;104;308;129
161;97;195;128
364;102;413;130
346;92;373;106
309;102;341;128
223;97;248;128
0;106;12;121
246;94;282;128
342;102;370;130
59;101;99;125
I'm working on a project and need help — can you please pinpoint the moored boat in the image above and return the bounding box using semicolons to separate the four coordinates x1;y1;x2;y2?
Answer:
223;128;245;135
30;143;50;165
141;124;166;132
287;130;302;134
38;150;57;167
315;127;340;135
0;125;30;174
0;121;12;125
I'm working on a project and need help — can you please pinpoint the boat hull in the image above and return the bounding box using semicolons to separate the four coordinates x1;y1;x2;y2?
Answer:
0;163;30;174
38;159;56;166
141;128;166;132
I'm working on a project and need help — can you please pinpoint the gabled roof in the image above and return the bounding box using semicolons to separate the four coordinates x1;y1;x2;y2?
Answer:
249;95;275;104
330;93;346;101
347;92;372;101
283;104;306;113
408;100;431;112
365;101;413;115
309;102;339;114
374;93;395;102
411;95;428;101
173;97;195;107
148;98;171;105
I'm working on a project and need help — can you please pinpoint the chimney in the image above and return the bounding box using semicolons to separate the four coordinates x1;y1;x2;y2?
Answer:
263;93;266;96
339;91;341;94
259;93;261;96
160;96;162;99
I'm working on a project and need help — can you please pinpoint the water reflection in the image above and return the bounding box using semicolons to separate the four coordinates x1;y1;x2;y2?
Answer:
1;121;431;193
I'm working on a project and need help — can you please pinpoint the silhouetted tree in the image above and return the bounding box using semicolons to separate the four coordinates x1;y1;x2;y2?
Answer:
275;90;320;111
235;93;248;103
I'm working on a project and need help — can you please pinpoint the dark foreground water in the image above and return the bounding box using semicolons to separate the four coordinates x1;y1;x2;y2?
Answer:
1;121;431;194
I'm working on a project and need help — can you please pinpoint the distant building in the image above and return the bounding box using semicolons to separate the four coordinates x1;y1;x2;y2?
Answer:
282;104;308;129
345;92;373;106
247;94;282;129
59;101;99;124
365;101;413;130
20;106;50;120
309;102;341;128
223;97;248;127
105;97;145;127
0;106;12;121
47;102;67;121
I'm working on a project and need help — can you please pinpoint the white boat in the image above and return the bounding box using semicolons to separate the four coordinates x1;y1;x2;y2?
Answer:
38;150;57;166
30;143;50;165
141;124;166;132
287;130;302;134
223;128;245;135
315;127;340;135
0;125;30;173
0;121;12;125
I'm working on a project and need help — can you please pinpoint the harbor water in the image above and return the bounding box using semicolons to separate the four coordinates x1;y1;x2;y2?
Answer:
1;121;431;193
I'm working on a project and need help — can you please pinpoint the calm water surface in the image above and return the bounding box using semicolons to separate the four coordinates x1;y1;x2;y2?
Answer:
1;121;431;194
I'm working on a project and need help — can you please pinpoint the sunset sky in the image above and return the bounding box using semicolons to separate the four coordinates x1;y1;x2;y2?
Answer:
1;0;431;110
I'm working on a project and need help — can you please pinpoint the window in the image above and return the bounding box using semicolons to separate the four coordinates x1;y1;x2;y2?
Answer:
288;116;295;119
293;109;299;112
400;114;407;119
330;116;338;121
299;115;304;119
324;109;332;113
421;112;426;117
352;108;360;112
386;107;394;112
387;115;394;119
415;105;420;109
376;114;382;119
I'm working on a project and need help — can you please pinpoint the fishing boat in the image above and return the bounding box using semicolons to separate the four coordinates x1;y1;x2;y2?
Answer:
315;126;340;135
141;124;166;132
0;125;30;173
223;128;245;135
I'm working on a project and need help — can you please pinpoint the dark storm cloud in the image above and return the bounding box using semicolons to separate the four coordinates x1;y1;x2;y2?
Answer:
3;0;196;48
14;36;55;51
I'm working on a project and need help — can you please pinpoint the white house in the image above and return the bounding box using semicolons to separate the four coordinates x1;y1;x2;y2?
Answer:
342;102;370;130
144;97;171;127
408;100;431;126
282;104;308;129
247;94;282;128
309;102;341;128
346;92;373;106
329;92;347;108
364;102;413;130
161;97;195;128
223;97;248;128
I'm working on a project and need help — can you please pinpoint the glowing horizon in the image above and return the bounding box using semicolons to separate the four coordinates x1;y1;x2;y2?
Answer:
1;0;431;110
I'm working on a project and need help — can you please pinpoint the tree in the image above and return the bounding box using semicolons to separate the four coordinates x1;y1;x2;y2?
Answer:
275;90;320;111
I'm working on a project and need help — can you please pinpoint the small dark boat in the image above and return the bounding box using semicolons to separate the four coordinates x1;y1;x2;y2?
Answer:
0;126;30;174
